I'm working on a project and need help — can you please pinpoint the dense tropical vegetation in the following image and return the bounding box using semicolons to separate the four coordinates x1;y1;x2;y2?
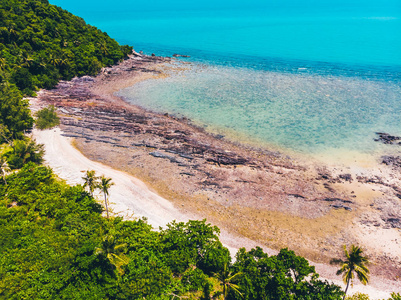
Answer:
1;164;399;299
0;0;399;298
0;0;132;95
0;163;345;299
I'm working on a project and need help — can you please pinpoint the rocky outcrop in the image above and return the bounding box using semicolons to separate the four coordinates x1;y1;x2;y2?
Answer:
374;132;401;145
381;155;401;168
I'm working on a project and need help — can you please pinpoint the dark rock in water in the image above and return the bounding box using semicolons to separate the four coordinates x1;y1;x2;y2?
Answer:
381;155;401;168
173;53;191;58
151;53;155;57
374;132;401;145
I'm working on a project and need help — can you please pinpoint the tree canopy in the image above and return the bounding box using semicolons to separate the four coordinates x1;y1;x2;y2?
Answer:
0;163;349;300
0;0;132;95
0;83;33;141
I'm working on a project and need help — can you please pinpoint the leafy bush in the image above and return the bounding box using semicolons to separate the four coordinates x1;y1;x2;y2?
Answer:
0;83;33;141
4;138;44;169
346;293;370;300
35;105;60;129
229;247;345;300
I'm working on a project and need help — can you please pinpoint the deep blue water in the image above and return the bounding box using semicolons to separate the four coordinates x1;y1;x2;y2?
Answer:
50;0;401;69
50;0;401;156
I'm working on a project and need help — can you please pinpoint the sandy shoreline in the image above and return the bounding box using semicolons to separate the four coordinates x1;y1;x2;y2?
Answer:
31;54;401;298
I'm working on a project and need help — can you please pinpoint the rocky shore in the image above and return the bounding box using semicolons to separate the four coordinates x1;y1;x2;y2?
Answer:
32;53;401;294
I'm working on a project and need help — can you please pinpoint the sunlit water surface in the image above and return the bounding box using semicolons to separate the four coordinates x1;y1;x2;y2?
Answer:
50;0;401;162
117;63;401;160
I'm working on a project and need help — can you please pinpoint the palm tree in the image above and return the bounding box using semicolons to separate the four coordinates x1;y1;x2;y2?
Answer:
0;157;10;185
48;54;60;67
21;55;34;68
332;245;370;299
82;170;98;197
12;139;44;166
98;175;114;219
95;234;128;275
213;262;242;300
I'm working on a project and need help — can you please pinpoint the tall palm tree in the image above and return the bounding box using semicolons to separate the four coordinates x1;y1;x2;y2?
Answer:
95;234;128;275
99;175;114;219
213;262;242;300
82;170;98;197
0;157;10;185
333;245;370;299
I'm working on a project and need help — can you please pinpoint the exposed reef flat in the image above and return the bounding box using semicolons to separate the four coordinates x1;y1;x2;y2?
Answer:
31;53;401;296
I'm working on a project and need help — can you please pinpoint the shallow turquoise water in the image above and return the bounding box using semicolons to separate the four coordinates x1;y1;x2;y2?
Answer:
50;0;401;155
117;64;401;155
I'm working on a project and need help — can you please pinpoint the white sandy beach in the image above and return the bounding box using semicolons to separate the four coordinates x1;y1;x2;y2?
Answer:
32;127;398;299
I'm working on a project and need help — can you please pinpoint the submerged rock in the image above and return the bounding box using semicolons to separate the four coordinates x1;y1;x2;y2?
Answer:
374;132;401;145
173;53;191;58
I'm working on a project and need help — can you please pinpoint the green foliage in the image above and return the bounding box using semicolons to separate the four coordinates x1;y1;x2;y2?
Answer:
0;83;33;141
0;163;105;299
35;105;59;129
98;175;113;219
229;247;344;300
333;245;370;298
389;293;401;300
4;137;44;169
199;239;231;275
345;293;370;300
94;234;129;275
0;0;133;95
201;281;213;300
0;162;350;299
159;219;227;274
120;248;173;299
181;267;209;292
214;262;243;300
82;169;98;196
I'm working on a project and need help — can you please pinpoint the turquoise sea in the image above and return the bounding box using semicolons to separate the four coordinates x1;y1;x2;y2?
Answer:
51;0;401;159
